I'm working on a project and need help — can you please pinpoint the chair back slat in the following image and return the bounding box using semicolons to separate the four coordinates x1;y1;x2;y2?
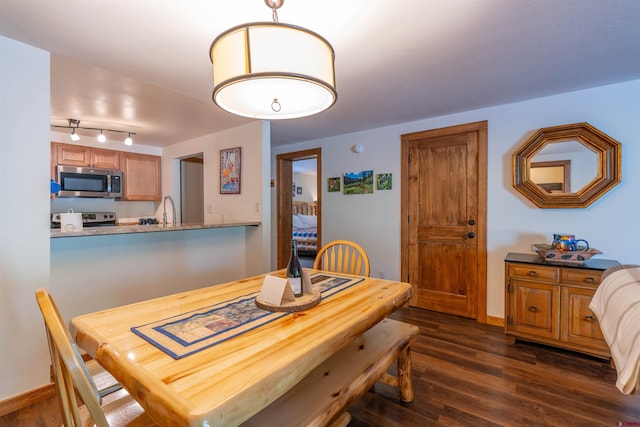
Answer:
36;289;110;427
313;240;370;277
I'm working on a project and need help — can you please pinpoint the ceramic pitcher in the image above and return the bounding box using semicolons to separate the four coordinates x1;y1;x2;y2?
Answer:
552;234;589;251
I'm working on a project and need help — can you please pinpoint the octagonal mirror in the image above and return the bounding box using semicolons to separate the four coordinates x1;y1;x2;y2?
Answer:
513;122;621;208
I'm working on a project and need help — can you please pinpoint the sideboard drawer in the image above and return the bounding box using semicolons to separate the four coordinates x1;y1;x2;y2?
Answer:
508;264;560;283
561;269;602;288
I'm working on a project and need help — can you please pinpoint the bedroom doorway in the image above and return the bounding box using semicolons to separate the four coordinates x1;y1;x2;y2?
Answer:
276;148;322;269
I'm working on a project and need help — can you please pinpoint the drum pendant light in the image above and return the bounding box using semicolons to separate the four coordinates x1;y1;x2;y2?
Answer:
210;0;337;120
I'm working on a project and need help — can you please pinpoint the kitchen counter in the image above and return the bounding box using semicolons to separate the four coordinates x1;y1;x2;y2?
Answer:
50;221;260;238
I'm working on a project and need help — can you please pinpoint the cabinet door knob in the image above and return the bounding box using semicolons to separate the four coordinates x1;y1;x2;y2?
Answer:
468;219;475;225
584;277;597;284
528;306;539;313
468;232;475;238
527;271;539;277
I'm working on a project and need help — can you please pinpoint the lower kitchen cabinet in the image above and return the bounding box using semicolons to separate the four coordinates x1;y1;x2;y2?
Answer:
504;252;619;359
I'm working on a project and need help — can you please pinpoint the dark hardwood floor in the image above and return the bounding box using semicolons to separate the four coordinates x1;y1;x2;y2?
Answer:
2;307;639;426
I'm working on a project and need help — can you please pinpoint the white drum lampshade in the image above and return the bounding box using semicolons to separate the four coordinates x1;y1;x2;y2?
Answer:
210;21;337;120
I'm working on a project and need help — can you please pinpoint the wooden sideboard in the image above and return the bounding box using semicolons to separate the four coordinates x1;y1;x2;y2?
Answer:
504;252;619;359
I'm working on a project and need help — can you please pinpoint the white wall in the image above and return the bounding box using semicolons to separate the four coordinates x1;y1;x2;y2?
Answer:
272;79;640;319
161;120;271;276
293;172;317;203
0;36;51;399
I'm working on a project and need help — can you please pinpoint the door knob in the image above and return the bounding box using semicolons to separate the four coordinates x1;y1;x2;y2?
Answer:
468;219;475;225
468;232;475;238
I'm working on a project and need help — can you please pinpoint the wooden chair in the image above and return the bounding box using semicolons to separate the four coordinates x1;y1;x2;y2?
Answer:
313;240;370;276
35;289;158;427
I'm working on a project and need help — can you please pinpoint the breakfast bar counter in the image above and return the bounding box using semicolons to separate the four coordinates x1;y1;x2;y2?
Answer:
50;221;260;238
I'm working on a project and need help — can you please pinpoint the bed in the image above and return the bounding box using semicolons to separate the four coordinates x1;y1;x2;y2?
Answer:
589;264;640;395
292;201;317;254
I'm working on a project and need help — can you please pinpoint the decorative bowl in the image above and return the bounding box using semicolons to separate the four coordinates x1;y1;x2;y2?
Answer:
531;244;602;264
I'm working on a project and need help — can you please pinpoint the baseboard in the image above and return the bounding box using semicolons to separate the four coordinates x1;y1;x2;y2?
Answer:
0;383;55;417
486;315;504;328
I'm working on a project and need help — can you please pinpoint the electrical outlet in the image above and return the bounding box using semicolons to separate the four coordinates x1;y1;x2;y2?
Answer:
379;272;385;279
207;204;212;214
255;202;261;213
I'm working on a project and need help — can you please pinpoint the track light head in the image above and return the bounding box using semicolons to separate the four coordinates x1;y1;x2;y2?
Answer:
124;133;133;146
97;130;106;143
70;128;80;141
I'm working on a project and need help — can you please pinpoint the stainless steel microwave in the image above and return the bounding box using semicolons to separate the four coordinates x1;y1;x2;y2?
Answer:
55;165;123;198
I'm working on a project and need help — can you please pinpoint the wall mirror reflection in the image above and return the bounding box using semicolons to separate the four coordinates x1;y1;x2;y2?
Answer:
513;123;621;208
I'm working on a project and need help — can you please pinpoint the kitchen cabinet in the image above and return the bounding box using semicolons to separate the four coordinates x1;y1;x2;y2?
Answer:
122;152;161;201
504;252;618;359
53;142;120;169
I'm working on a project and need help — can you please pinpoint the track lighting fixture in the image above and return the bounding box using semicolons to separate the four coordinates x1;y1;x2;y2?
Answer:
51;118;137;146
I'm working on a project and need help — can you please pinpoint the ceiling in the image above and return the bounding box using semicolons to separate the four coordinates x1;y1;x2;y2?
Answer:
1;0;639;148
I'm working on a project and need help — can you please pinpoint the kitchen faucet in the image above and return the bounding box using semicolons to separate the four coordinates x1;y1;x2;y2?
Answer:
163;195;176;228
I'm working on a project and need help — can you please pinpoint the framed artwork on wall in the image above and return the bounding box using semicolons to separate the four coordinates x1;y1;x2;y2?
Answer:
328;177;341;192
343;170;373;195
220;147;241;194
376;173;392;190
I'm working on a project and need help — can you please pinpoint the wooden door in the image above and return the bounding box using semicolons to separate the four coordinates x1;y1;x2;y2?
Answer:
276;148;322;269
401;121;487;320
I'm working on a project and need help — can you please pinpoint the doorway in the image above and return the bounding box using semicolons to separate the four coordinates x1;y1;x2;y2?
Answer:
180;155;204;225
276;148;322;269
401;121;487;322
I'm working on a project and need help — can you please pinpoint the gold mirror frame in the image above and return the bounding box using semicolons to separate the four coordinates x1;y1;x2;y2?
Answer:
513;122;621;208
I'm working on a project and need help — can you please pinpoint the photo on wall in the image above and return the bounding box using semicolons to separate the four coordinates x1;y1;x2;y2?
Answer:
327;177;341;192
343;170;373;195
220;147;241;194
376;173;392;190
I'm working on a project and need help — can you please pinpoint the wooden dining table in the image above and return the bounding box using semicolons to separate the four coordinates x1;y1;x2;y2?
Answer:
70;269;413;427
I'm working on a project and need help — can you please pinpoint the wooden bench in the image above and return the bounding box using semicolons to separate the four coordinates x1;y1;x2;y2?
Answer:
242;318;420;427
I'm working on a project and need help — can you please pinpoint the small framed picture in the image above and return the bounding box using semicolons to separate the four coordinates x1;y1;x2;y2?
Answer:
328;177;341;192
220;147;241;194
376;173;392;190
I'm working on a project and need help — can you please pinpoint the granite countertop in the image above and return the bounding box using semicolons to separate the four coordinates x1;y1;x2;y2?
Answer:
50;221;261;238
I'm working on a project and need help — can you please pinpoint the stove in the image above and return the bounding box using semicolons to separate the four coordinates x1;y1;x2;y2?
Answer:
50;211;117;228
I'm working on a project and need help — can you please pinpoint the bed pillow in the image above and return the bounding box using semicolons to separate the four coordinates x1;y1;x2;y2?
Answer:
297;214;317;229
292;214;305;230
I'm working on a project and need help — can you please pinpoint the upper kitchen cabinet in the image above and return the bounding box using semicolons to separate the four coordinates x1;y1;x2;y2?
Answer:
53;142;120;169
122;152;161;201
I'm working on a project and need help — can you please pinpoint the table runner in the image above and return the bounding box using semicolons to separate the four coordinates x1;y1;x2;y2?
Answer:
131;273;363;359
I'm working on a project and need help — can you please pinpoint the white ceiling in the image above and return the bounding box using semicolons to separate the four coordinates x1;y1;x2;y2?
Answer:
1;0;639;148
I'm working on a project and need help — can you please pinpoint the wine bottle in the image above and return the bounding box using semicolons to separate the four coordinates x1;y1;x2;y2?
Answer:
286;239;303;297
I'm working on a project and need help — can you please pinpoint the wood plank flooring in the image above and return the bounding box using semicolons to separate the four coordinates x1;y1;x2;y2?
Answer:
2;307;639;426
